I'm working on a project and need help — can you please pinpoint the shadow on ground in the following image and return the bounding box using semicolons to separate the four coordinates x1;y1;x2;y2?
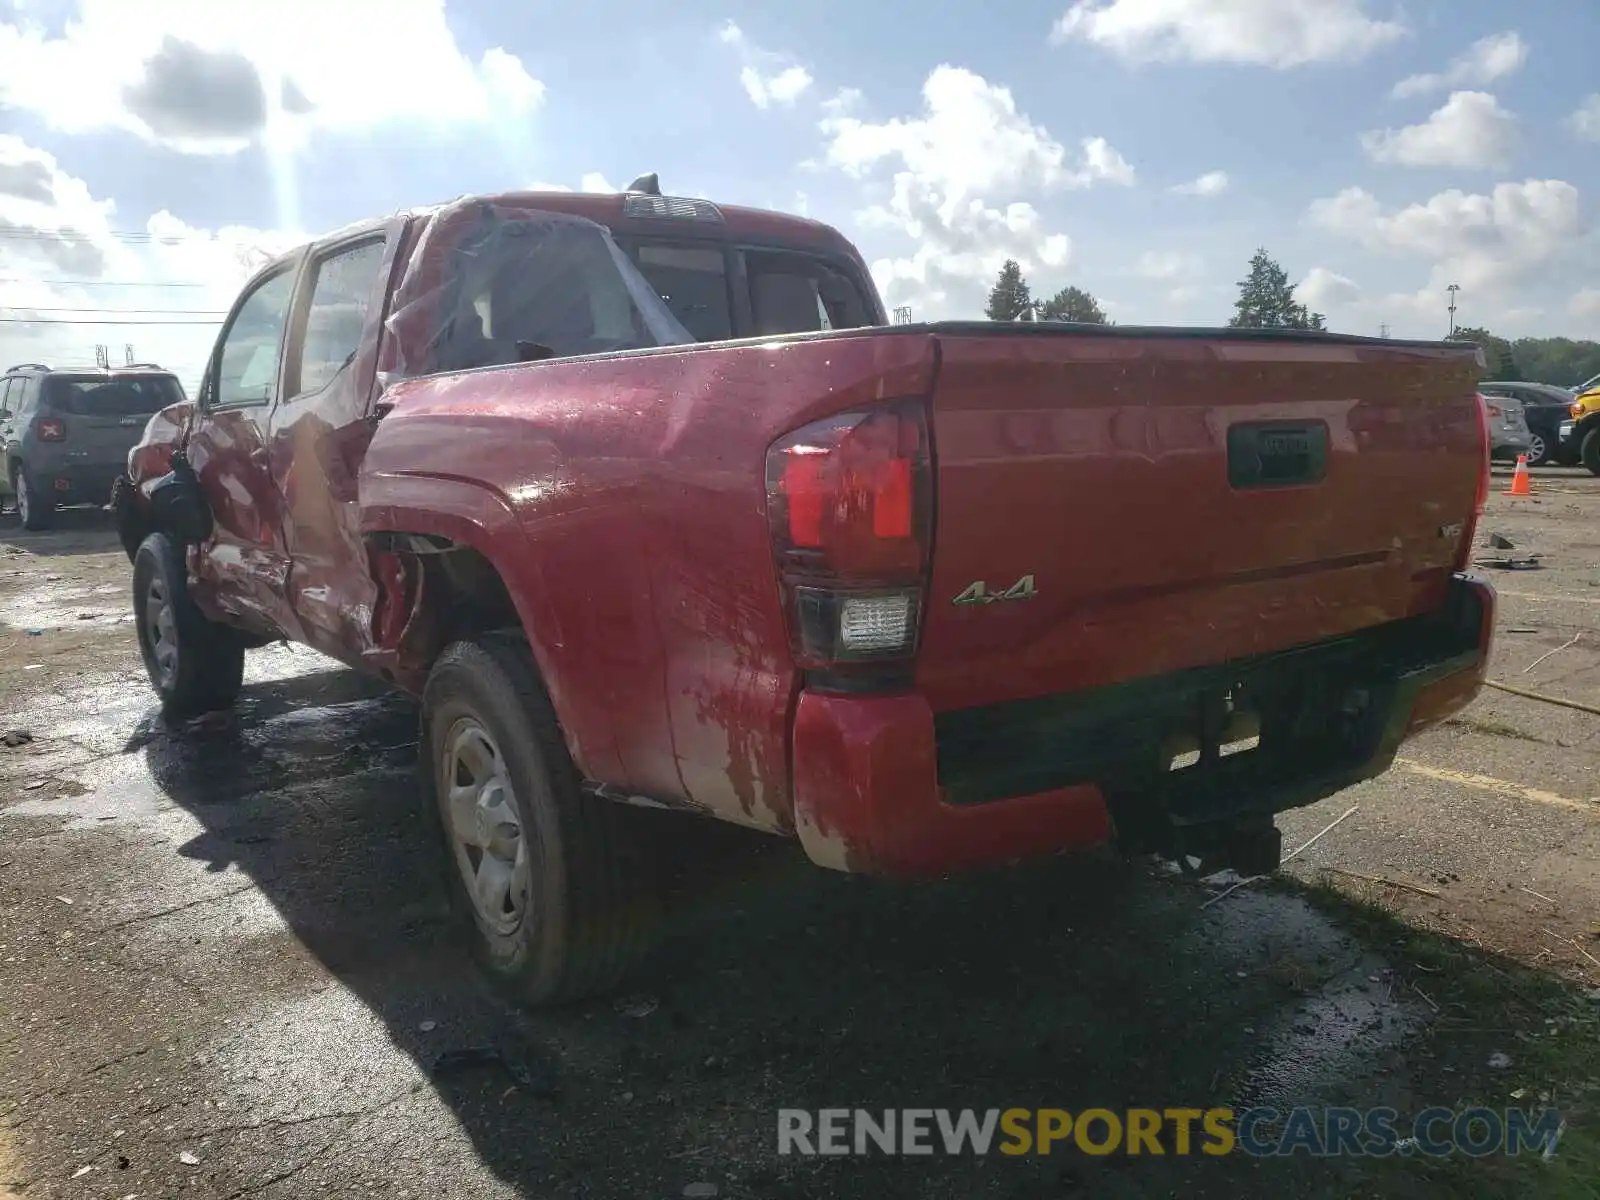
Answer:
107;661;1464;1198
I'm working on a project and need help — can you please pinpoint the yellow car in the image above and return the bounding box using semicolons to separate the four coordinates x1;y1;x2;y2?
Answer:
1559;374;1600;474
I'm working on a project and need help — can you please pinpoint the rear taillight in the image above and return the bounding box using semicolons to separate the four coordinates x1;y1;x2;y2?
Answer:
36;418;65;441
765;401;932;667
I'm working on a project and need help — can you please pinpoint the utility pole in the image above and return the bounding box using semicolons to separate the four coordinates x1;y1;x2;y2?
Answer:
1446;284;1460;336
1379;323;1390;339
892;305;912;325
124;343;135;366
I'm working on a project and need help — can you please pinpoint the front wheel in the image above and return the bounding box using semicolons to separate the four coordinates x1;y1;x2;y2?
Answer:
132;531;246;718
421;634;657;1006
15;465;53;531
1582;428;1600;477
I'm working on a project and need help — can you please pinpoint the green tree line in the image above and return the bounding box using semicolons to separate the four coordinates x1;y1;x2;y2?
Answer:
983;252;1598;388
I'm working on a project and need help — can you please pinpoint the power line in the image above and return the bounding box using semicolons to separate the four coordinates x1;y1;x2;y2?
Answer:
0;227;228;246
3;306;228;315
0;277;215;288
0;316;222;325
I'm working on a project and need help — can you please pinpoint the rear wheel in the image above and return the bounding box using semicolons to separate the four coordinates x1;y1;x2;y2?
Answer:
1526;433;1549;467
132;531;245;718
1582;428;1600;477
15;464;52;531
421;633;657;1006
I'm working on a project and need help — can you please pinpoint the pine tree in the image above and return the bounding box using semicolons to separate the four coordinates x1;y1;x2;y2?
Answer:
985;260;1033;321
1228;248;1325;330
1038;285;1108;324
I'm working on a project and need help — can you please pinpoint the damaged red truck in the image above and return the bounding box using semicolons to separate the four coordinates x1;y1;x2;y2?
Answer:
116;187;1495;1005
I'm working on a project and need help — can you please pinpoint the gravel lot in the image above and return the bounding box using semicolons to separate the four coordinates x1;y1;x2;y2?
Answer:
2;468;1596;1199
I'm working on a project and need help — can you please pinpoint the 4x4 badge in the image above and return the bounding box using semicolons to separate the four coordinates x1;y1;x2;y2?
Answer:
953;575;1036;606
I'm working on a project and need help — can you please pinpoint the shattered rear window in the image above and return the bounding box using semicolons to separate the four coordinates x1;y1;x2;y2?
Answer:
385;203;693;379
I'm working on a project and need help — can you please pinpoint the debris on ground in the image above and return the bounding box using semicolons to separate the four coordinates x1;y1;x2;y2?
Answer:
1487;1051;1513;1069
1488;532;1516;549
683;1185;719;1199
1523;632;1582;674
1476;553;1544;570
2;729;33;747
178;1150;201;1166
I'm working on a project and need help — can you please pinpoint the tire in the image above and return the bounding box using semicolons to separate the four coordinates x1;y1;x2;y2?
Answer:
131;531;246;718
420;633;657;1006
1583;428;1600;477
1526;434;1549;467
15;464;52;531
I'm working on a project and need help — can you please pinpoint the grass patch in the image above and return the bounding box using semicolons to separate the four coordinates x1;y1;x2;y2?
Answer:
1442;716;1545;744
1291;879;1599;1199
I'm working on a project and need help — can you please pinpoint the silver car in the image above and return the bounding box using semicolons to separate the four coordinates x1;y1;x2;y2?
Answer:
1482;392;1532;462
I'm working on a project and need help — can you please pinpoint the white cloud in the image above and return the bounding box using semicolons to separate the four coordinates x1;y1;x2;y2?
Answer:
1571;289;1600;319
740;65;813;109
818;67;1129;317
861;173;1071;316
1569;95;1600;143
524;174;620;194
1135;251;1199;280
1171;170;1229;196
718;21;813;110
1360;91;1515;169
1307;179;1587;293
820;67;1131;195
0;137;299;389
822;87;863;117
1078;137;1136;186
1298;266;1362;309
0;0;543;155
1391;31;1527;100
1050;0;1407;68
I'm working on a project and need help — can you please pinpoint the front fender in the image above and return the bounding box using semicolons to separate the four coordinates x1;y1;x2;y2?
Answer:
127;402;195;496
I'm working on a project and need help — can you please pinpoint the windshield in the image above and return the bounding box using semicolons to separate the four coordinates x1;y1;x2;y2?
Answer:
626;240;875;342
385;204;693;378
44;375;184;417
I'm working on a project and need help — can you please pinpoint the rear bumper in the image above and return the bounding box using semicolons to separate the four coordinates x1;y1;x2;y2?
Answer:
31;461;121;504
791;574;1494;876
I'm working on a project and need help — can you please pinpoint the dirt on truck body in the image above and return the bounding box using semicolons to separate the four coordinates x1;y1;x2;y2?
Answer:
113;185;1496;1008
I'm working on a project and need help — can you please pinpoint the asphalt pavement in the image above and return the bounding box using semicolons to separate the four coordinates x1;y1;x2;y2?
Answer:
1;469;1596;1199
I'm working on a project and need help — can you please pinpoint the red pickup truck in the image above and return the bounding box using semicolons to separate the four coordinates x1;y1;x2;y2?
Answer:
116;186;1495;1005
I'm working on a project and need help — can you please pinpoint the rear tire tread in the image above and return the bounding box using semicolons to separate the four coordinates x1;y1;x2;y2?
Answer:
423;633;656;1006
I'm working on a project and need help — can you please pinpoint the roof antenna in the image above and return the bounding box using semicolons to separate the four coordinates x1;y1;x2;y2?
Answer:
625;172;661;196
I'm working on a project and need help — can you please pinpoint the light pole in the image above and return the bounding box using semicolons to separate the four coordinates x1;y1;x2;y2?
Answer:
1446;284;1460;336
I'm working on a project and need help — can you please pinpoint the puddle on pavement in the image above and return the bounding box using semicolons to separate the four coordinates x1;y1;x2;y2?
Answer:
1200;888;1426;1111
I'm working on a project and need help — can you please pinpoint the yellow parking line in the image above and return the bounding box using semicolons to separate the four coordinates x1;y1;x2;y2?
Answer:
1496;589;1600;606
1395;757;1600;815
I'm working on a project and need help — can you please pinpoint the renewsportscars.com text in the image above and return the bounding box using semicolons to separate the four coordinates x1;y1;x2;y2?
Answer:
777;1107;1565;1159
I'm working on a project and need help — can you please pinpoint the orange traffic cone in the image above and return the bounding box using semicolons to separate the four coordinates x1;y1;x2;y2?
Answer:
1504;455;1532;497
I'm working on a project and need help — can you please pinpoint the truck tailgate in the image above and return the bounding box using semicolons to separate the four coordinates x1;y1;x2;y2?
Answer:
917;329;1484;713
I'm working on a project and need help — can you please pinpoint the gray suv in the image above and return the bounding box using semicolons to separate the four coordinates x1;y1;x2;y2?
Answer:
1;363;187;530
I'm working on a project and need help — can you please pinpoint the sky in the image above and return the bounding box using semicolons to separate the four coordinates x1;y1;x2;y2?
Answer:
0;0;1596;391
